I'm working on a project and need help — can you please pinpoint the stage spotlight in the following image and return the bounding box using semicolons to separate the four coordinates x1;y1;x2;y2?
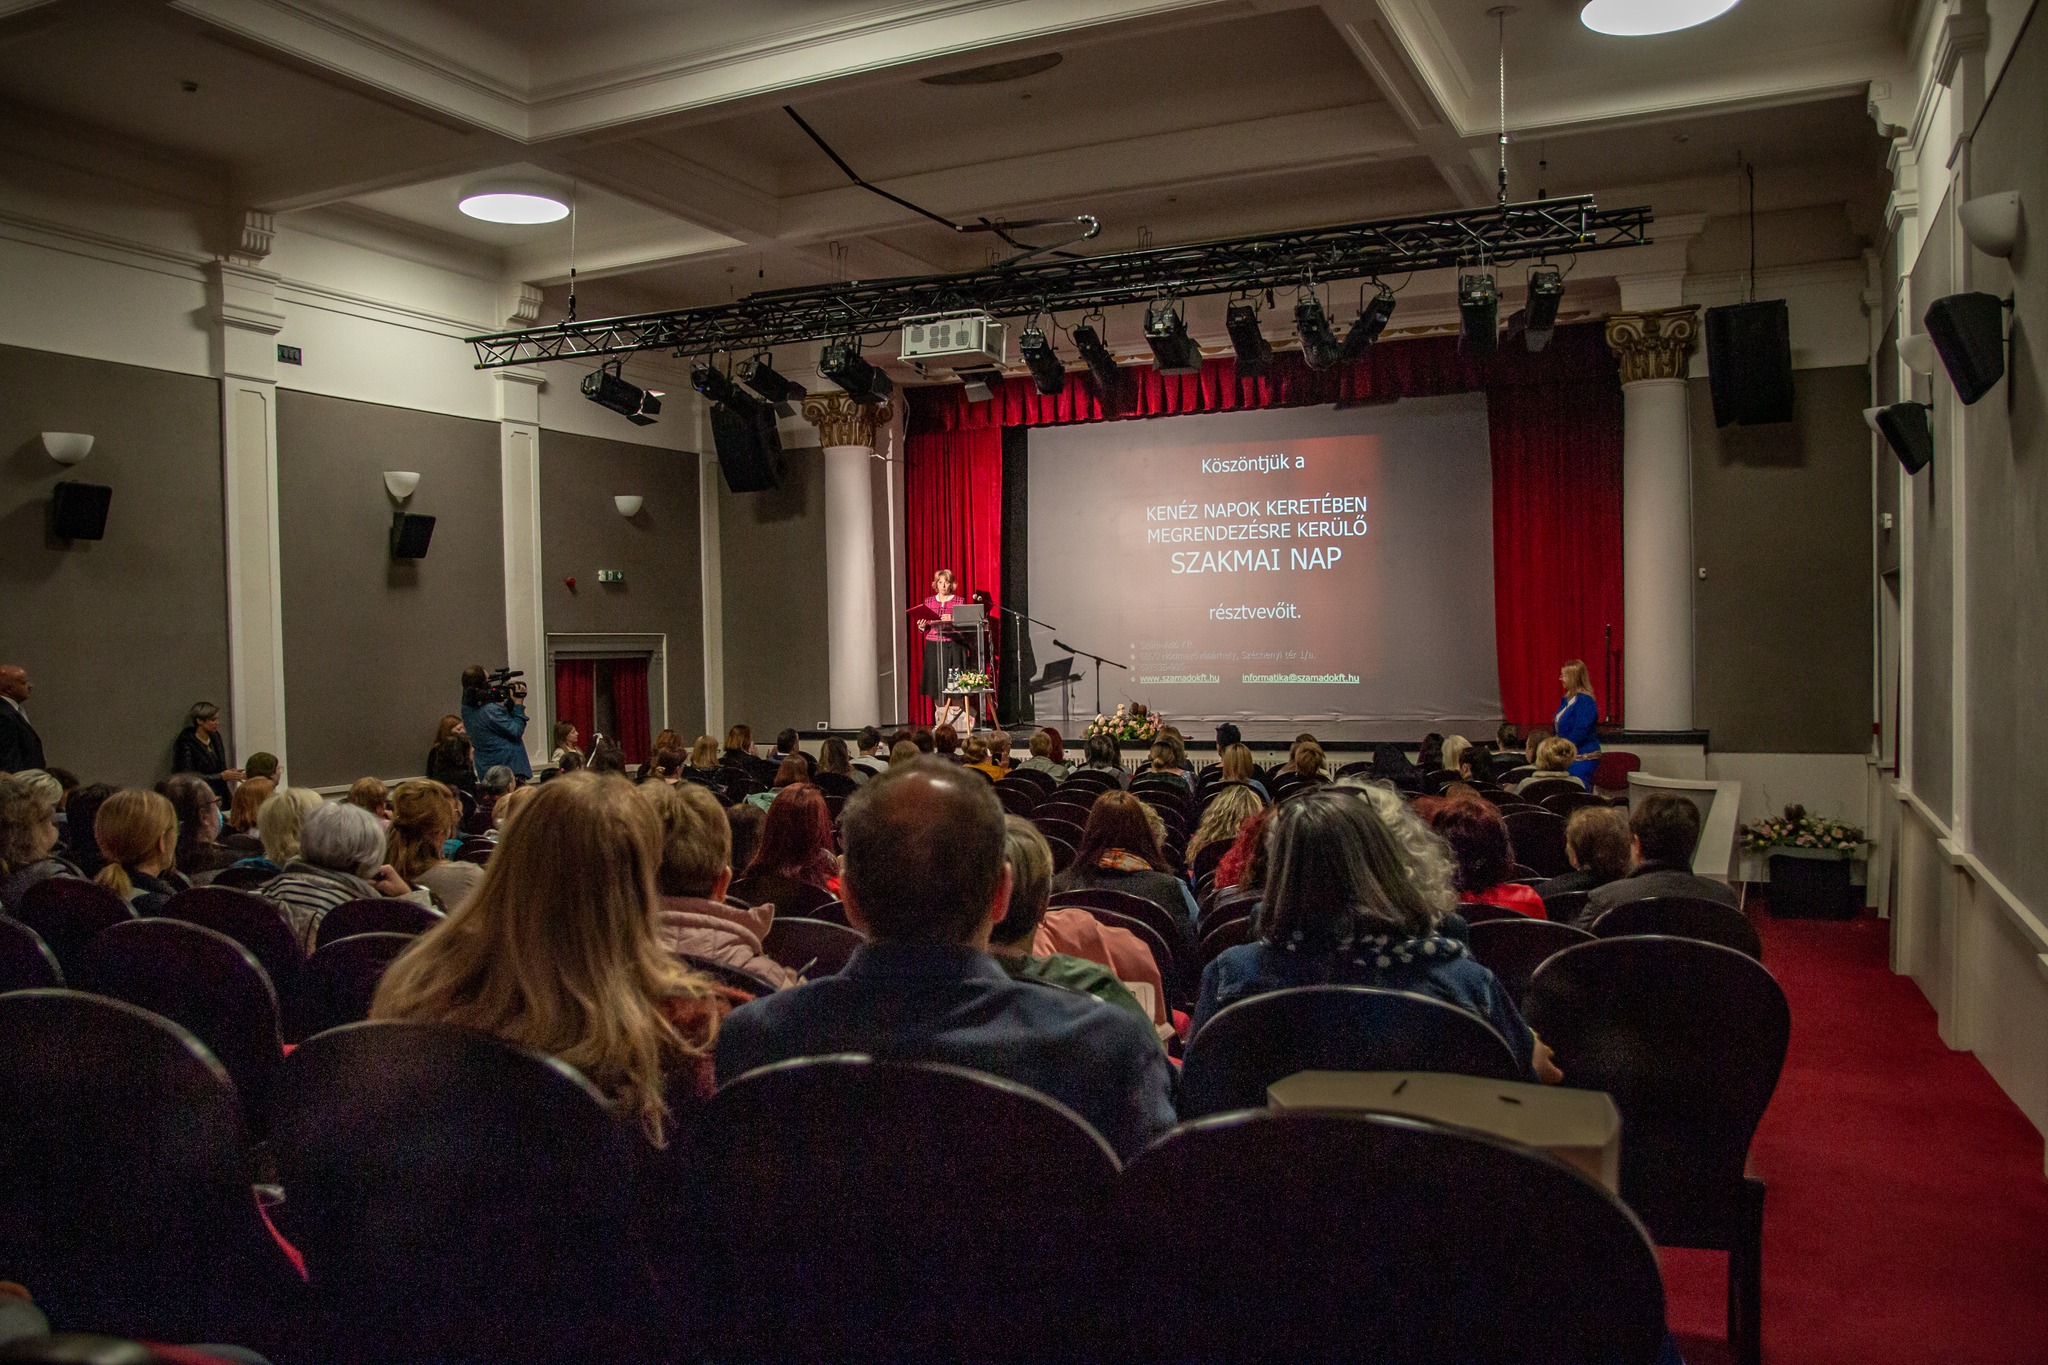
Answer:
1523;267;1564;352
691;363;744;409
1343;285;1398;359
1143;300;1204;375
1866;401;1933;474
1294;295;1344;370
1225;302;1274;376
820;339;893;405
736;355;806;417
1459;271;1499;355
1018;326;1066;396
582;360;661;426
1071;324;1125;410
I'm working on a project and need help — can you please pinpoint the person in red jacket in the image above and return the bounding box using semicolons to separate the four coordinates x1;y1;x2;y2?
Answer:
1425;796;1546;919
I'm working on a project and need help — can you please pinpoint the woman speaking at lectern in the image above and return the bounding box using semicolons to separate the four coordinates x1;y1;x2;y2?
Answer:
1553;660;1602;785
919;568;968;706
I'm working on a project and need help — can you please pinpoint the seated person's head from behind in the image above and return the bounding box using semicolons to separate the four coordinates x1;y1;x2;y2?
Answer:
1631;793;1702;869
688;734;721;769
772;754;807;787
1565;805;1634;881
839;757;1008;946
934;724;960;756
388;780;459;878
1496;721;1521;752
557;750;587;774
962;735;990;766
230;776;275;831
481;765;517;798
1534;736;1578;774
1263;787;1439;949
725;801;765;875
638;780;731;902
244;751;280;784
9;769;61;809
775;727;799;756
1083;732;1119;769
1292;740;1327;779
300;801;387;879
986;730;1011;764
911;727;936;753
93;789;178;893
1441;735;1471;775
1427;798;1516;895
1220;742;1256;785
888;739;920;767
856;725;883;755
990;816;1054;954
725;724;754;754
257;786;322;864
589;737;627;775
650;747;685;779
749;783;835;885
819;737;852;775
494;784;537;831
0;776;58;876
1215;722;1242;751
344;777;387;820
1148;740;1177;773
1073;789;1169;874
1025;729;1051;761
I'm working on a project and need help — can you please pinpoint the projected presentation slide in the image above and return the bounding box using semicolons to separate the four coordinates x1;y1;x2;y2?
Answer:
1026;394;1503;736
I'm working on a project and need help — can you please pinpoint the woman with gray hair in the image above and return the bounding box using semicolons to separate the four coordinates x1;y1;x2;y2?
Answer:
258;800;420;953
1192;785;1559;1082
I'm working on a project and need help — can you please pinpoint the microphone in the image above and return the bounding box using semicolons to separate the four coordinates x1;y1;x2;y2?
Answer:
1053;639;1074;653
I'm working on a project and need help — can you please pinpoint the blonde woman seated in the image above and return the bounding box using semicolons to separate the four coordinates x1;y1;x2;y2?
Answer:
1185;783;1265;872
93;789;184;915
962;735;1007;782
388;780;485;911
638;782;798;990
237;785;322;875
372;772;733;1144
1216;743;1269;800
1515;736;1587;792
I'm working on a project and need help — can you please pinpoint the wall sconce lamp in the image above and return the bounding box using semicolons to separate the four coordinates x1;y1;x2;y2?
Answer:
384;471;421;500
42;432;93;465
614;494;644;517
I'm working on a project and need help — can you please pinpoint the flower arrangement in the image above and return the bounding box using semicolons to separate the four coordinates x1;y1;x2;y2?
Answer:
1740;804;1866;854
947;669;992;692
1086;701;1162;745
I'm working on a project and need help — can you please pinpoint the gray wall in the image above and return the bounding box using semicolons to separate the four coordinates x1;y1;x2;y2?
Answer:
719;444;829;734
1962;7;2048;914
0;344;228;785
1907;192;1955;823
276;391;505;787
539;430;707;738
1691;364;1874;753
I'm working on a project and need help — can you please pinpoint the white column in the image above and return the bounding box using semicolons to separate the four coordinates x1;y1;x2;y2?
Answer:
802;395;890;726
497;368;549;770
211;237;290;772
1606;307;1700;731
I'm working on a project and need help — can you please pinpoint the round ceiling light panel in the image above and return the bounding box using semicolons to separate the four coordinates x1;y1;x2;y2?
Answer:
458;184;570;224
1579;0;1740;36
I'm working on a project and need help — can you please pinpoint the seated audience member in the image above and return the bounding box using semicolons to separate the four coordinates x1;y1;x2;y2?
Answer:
720;724;758;771
1143;741;1191;790
1288;740;1329;786
389;780;484;911
645;748;687;788
162;772;241;878
906;726;936;755
493;783;537;832
1465;747;1501;787
770;727;804;768
814;737;860;795
249;786;323;873
933;724;964;762
1195;787;1559;1083
1579;792;1741;925
1340;779;1469;941
962;735;1006;782
992;817;1153;1030
725;803;766;882
1053;790;1197;940
851;726;888;779
1535;806;1635;909
1016;729;1068;778
94;789;184;914
243;751;281;786
425;717;476;793
556;750;588;774
1371;741;1423;788
637;729;684;783
1032;901;1172;1034
683;734;725;786
887;739;920;769
640;782;797;990
6;769;62;813
549;721;583;768
1213;806;1273;896
1217;742;1269;799
741;784;838;900
1427;798;1547;919
1517;736;1586;792
469;765;517;833
172;701;243;799
260;802;418;952
1438;734;1472;783
223;777;274;853
589;737;628;777
986;730;1015;774
1277;733;1318;775
375;773;732;1144
1185;784;1265;872
1078;733;1130;788
745;755;811;812
0;775;78;911
1496;721;1522;755
714;759;1175;1160
345;776;390;823
58;782;116;875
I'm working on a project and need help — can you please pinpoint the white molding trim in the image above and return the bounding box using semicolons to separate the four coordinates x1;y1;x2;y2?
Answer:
699;452;725;738
1897;782;2048;959
0;205;210;283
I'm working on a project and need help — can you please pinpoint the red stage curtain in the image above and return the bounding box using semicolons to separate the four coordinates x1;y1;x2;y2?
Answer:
902;323;1624;728
553;659;595;755
610;655;652;765
904;427;1004;723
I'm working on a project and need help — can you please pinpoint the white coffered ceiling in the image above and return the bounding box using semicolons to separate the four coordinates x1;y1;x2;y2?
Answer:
0;0;1907;329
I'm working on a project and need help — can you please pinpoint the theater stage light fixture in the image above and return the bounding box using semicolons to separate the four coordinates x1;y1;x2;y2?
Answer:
582;360;661;425
1224;303;1274;377
1293;295;1344;370
1071;324;1125;410
1342;286;1398;359
1522;267;1564;352
736;355;807;416
1579;0;1740;36
820;339;893;405
1144;300;1204;375
1459;271;1499;354
1018;327;1066;396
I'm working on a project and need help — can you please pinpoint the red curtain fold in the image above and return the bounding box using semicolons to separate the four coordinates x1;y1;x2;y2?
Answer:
610;656;652;766
552;659;595;758
902;322;1624;729
903;427;1005;723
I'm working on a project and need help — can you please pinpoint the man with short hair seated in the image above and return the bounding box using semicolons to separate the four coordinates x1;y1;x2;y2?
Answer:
851;726;887;780
990;816;1154;1032
714;756;1176;1161
1578;791;1742;927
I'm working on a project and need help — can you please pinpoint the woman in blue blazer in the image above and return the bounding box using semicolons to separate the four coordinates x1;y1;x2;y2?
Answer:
1553;660;1601;784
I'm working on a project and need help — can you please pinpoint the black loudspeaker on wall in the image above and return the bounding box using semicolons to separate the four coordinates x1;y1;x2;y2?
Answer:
51;481;113;540
1923;292;2006;405
390;511;436;559
1705;299;1796;427
712;402;784;493
1870;402;1934;475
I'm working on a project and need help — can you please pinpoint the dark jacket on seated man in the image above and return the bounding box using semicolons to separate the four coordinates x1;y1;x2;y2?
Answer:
1576;792;1741;928
1578;861;1741;927
713;758;1175;1162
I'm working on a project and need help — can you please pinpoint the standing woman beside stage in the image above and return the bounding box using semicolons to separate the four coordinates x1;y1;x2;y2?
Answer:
1553;660;1602;786
919;568;969;710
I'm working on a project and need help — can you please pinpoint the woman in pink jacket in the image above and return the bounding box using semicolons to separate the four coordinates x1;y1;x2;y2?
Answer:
637;782;800;990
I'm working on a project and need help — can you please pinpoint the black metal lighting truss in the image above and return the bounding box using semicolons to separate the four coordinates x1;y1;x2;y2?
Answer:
467;196;1650;369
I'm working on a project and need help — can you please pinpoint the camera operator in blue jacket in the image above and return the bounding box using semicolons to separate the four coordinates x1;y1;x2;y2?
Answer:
460;664;532;781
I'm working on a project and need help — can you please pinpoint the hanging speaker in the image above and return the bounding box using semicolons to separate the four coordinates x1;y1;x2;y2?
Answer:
51;481;112;540
1704;300;1795;427
711;402;784;493
1922;291;2006;405
1870;402;1933;475
390;511;436;559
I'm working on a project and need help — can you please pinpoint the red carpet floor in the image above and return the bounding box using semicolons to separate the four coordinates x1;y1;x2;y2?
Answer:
1659;911;2048;1364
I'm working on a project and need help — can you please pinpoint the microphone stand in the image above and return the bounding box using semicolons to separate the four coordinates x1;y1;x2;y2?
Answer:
1055;638;1129;719
993;606;1060;726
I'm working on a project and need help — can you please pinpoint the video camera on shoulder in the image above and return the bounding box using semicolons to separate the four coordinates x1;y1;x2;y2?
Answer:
465;665;526;708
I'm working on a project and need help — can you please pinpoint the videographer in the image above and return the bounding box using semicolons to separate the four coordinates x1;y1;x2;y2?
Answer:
460;664;532;782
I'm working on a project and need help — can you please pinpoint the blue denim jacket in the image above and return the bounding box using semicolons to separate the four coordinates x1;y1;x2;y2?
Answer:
461;699;531;779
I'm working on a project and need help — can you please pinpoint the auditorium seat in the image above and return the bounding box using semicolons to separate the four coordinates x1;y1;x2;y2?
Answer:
1466;916;1595;1009
314;896;443;949
75;918;284;1134
678;952;784;996
1042;833;1076;874
1518;777;1587;805
1032;816;1086;848
728;873;837;919
1526;937;1789;1365
1503;809;1572;878
761;916;865;978
1050;886;1189;952
0;914;63;990
995;782;1039;817
682;1056;1120;1364
1003;767;1055;794
1179;985;1522;1117
0;991;303;1350
1453;900;1526;926
13;878;134;979
1593;896;1763;961
1542;790;1607;818
209;863;278;892
1591;751;1643;793
1197;912;1253;968
1544;889;1594;924
297;932;413;1036
1189;839;1229;888
1079;905;1182;1007
270;1020;657;1363
1035;798;1095;826
1110;1109;1667;1365
161;886;304;1026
